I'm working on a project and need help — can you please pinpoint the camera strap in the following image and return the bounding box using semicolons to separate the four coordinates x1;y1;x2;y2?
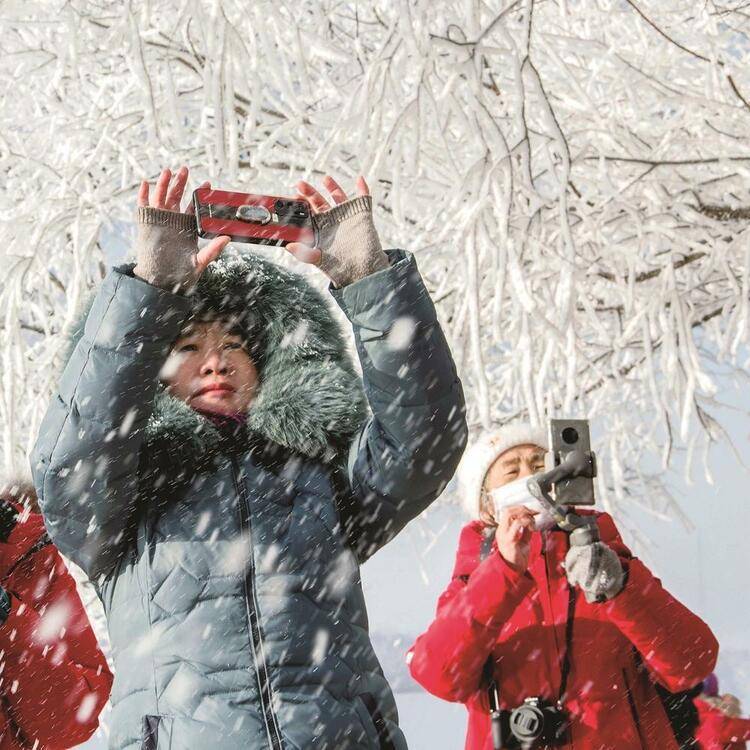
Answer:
479;530;505;750
479;529;577;748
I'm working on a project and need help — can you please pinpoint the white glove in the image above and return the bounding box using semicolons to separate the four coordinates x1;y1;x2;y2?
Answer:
564;542;625;603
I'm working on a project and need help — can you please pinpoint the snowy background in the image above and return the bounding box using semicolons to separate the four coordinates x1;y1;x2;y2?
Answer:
0;0;748;747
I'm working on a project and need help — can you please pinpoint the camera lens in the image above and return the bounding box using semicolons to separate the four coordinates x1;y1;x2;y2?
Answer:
509;703;546;741
562;427;579;445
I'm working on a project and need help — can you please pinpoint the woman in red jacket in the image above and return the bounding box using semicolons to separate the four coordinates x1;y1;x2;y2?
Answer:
695;675;750;750
0;481;112;749
408;424;719;750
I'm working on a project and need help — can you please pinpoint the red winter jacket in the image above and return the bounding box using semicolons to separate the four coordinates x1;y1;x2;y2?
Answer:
695;698;750;750
0;501;112;749
408;513;718;750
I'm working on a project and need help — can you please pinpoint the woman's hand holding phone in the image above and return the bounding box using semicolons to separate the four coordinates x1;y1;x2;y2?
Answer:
133;166;230;293
286;175;390;288
132;167;388;291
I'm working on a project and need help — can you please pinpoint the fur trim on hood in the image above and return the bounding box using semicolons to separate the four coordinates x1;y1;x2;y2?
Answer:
65;252;368;470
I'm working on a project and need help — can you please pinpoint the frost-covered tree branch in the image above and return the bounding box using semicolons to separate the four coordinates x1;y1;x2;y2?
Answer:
1;0;749;526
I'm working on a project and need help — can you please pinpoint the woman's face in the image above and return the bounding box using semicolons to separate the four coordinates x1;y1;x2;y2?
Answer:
485;444;547;492
479;443;546;524
161;320;259;416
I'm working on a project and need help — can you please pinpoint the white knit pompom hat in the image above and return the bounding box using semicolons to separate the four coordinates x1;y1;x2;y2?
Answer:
457;423;548;519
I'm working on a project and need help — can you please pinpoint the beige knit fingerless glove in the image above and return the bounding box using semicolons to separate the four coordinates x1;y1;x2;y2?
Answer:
133;207;200;292
313;195;389;287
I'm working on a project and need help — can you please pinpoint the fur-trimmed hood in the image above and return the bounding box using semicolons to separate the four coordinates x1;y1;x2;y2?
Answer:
65;252;368;470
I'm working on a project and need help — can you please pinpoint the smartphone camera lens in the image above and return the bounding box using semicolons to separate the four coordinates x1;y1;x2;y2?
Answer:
562;427;579;445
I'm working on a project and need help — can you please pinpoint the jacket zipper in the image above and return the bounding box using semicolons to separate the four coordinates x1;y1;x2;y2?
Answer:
231;458;284;750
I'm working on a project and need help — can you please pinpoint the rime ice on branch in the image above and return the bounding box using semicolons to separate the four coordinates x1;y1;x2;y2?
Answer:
1;1;749;526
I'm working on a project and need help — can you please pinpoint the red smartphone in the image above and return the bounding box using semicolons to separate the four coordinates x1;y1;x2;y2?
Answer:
193;187;316;247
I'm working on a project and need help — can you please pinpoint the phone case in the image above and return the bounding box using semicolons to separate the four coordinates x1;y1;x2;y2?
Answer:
193;188;316;247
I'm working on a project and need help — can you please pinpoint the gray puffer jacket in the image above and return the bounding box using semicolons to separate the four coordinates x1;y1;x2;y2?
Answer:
31;249;467;750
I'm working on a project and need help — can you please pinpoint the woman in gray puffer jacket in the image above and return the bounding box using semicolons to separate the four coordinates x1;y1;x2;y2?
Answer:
31;167;467;750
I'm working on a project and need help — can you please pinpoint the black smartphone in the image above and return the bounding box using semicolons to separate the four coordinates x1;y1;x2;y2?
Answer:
545;419;597;505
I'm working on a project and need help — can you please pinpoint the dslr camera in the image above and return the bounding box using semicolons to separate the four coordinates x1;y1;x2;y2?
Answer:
507;697;569;748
